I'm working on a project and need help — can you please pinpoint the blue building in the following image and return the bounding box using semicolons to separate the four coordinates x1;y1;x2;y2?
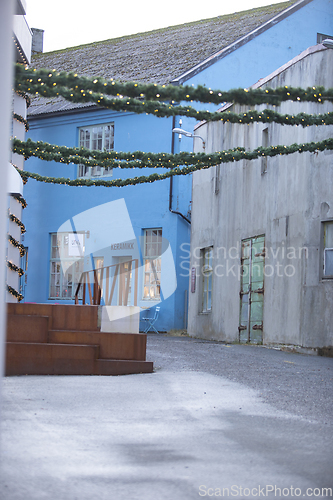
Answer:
22;0;333;331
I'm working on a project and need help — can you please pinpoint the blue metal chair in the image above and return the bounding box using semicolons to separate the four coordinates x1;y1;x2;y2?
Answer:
142;306;160;334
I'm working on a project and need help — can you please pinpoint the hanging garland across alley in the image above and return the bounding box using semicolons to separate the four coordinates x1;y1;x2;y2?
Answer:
16;137;333;188
15;64;333;107
12;63;333;189
14;78;333;124
12;136;333;171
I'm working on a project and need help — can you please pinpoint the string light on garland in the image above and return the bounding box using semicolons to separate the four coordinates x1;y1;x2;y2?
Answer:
8;211;26;234
16;137;333;188
7;233;26;257
12;137;333;173
15;90;31;107
6;259;24;277
11;193;27;209
7;284;23;302
13;113;29;131
14;64;333;106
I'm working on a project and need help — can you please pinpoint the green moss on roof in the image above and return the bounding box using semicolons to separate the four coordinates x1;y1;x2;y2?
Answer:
30;1;299;85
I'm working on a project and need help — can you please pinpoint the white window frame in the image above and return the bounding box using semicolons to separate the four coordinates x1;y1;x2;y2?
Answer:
201;247;213;312
143;228;162;301
77;123;114;178
49;232;85;299
322;221;333;279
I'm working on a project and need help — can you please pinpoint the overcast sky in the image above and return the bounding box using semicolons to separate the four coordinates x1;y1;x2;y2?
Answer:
25;0;288;52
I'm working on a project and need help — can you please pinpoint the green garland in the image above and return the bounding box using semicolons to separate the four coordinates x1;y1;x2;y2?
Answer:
15;78;333;124
13;137;333;171
6;259;24;277
15;64;333;106
11;193;27;209
7;284;23;301
8;211;26;234
15;89;31;107
17;137;333;187
7;233;26;257
13;113;29;131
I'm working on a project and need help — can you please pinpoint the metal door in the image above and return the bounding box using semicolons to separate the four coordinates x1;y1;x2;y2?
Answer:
239;235;265;343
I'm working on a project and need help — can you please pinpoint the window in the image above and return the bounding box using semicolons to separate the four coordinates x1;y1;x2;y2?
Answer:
261;126;268;174
143;229;162;300
323;221;333;278
201;247;213;312
78;123;114;178
49;232;84;299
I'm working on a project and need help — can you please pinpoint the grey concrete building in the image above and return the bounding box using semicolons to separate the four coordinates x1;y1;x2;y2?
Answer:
187;44;333;350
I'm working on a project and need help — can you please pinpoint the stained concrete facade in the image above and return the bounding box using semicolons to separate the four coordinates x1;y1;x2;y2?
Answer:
188;45;333;349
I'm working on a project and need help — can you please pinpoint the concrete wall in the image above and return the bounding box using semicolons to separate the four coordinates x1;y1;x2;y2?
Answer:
188;47;333;348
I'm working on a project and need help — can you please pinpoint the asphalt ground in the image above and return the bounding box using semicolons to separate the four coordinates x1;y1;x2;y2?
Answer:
0;334;332;500
147;334;333;427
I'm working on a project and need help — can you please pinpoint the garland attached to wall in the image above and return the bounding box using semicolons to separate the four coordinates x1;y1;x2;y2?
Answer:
8;211;26;234
7;284;23;301
13;112;29;131
11;193;27;209
6;259;24;277
7;233;26;257
15;89;31;107
16;137;333;187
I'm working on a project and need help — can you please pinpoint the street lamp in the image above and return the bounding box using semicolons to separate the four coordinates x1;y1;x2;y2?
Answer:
322;39;333;49
172;127;206;151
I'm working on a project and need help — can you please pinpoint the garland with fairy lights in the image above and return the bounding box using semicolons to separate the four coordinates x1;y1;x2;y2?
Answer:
15;89;31;107
11;193;27;209
6;259;24;277
13;137;333;171
15;64;333;106
7;233;26;257
16;137;333;187
7;284;23;301
14;79;333;123
8;211;26;234
13;112;29;131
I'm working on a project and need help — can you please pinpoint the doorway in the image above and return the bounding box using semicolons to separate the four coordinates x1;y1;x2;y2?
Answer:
239;235;265;343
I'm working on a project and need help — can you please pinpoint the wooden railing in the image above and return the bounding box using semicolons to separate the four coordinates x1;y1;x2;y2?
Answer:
75;259;138;306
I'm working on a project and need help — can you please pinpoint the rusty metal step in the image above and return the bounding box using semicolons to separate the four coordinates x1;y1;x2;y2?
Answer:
48;330;147;361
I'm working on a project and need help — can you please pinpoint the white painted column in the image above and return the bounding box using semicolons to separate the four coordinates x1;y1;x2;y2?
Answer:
0;0;15;404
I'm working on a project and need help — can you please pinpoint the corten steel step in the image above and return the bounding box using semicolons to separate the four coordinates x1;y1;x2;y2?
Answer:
48;330;147;361
6;314;49;343
5;303;153;376
6;342;153;376
7;303;100;332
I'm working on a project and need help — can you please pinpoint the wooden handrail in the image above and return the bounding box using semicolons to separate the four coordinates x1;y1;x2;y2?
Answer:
75;259;138;306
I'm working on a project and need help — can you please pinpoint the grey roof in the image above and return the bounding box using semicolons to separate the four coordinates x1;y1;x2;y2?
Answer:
28;0;305;117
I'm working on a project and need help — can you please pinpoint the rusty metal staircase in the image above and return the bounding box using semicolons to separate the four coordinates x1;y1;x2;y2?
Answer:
6;303;153;376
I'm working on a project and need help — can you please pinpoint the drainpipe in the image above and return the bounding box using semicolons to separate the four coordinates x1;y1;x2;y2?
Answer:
169;115;191;224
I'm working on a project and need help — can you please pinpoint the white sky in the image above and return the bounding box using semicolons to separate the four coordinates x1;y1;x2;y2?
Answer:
25;0;288;53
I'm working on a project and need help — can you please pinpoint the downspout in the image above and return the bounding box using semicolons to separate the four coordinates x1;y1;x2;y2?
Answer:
169;115;191;224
